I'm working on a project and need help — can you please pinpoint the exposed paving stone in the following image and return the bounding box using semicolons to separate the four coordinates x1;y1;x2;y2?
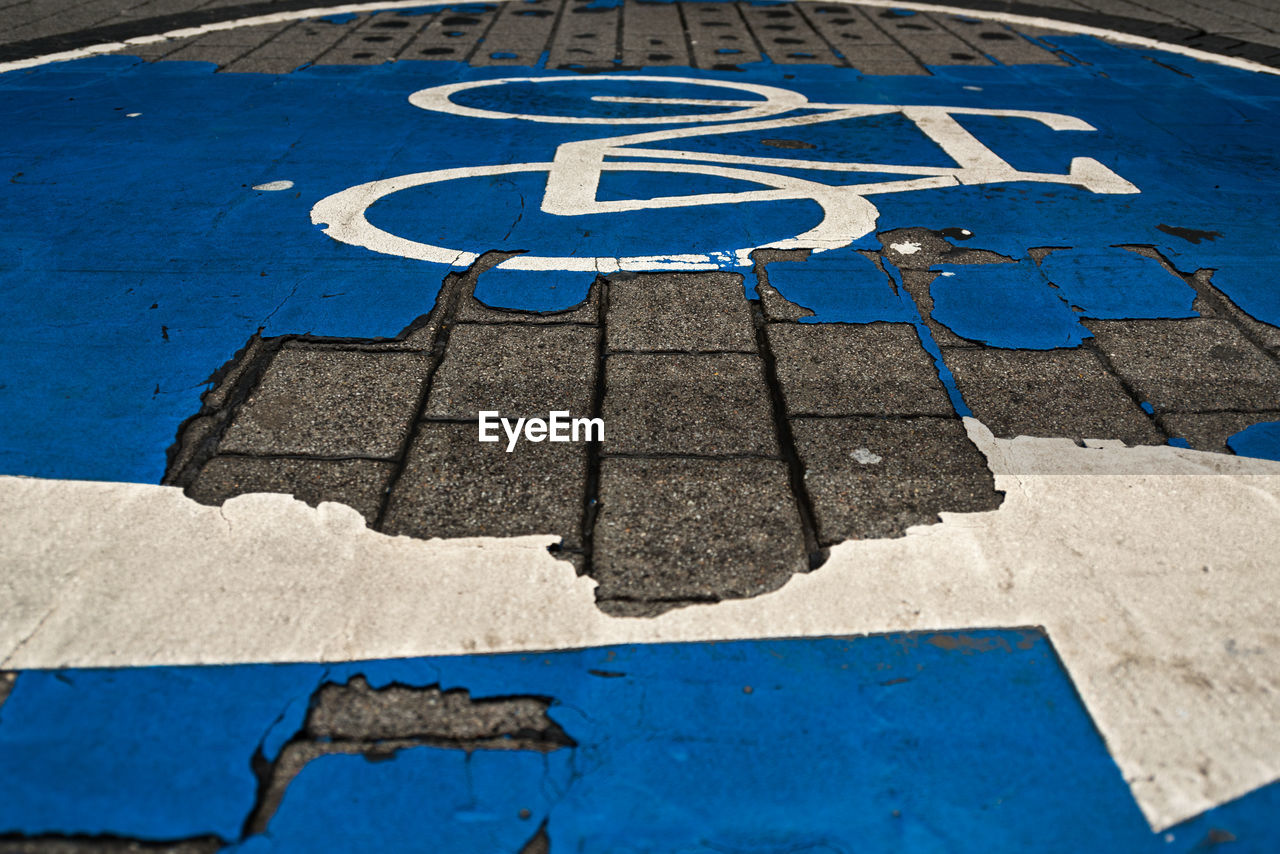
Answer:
621;0;690;67
944;346;1165;445
602;352;779;455
767;322;955;417
306;676;574;747
381;421;588;543
801;4;927;74
877;227;1013;272
593;456;807;615
792;416;1002;543
933;12;1066;64
548;0;619;69
315;11;423;65
245;676;573;837
751;249;817;322
738;2;840;65
1161;410;1280;455
474;0;560;67
684;1;762;69
219;348;433;459
424;323;597;421
606;271;755;353
1085;318;1280;413
401;4;497;62
879;9;993;67
186;455;395;523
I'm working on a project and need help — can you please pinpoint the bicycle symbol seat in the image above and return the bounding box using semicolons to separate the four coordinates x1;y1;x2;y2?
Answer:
311;75;1139;273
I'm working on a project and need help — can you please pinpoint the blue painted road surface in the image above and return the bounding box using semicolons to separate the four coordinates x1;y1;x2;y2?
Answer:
3;4;1280;849
2;634;1277;851
3;35;1280;481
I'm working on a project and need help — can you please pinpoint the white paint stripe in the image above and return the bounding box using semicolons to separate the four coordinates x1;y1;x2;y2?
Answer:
2;420;1278;831
1;0;1278;77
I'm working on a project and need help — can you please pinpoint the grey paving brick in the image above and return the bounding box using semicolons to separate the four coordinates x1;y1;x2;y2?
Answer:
180;21;291;47
606;271;755;353
602;352;778;455
219;54;307;74
424;323;597;420
306;676;571;746
315;12;423;65
767;322;955;416
240;19;349;57
159;39;247;66
473;0;560;67
931;14;1066;65
944;346;1165;445
592;456;807;613
879;11;993;67
684;1;762;69
186;455;395;523
381;421;588;543
401;7;496;63
1085;318;1280;413
548;0;618;68
738;2;840;65
792;416;1001;543
219;348;432;459
622;0;689;67
1161;410;1280;454
800;5;929;73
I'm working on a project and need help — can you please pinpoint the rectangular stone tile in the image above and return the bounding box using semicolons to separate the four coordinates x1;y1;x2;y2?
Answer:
798;5;925;73
1161;411;1280;455
401;6;495;62
424;323;598;420
548;0;618;69
473;0;559;66
161;40;249;66
602;353;778;455
767;322;954;416
944;347;1164;445
187;456;395;524
220;348;433;458
242;19;348;57
738;2;840;65
606;271;756;353
881;13;993;67
684;2;761;68
220;54;309;74
315;12;422;65
621;0;689;67
1085;318;1280;413
381;421;587;544
792;416;1001;543
592;457;807;613
930;14;1066;65
180;22;292;47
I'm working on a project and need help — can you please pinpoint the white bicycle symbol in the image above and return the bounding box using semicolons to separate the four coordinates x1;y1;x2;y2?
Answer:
311;75;1138;273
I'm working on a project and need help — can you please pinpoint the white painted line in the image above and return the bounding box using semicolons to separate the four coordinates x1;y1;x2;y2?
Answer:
2;419;1278;831
0;0;1277;77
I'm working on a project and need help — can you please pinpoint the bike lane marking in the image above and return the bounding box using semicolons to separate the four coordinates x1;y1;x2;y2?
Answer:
1;4;1279;843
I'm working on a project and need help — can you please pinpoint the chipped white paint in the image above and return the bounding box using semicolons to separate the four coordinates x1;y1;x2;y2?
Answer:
314;77;1137;271
252;180;294;191
891;241;922;255
852;447;882;464
125;112;141;117
3;0;1279;78
2;420;1278;831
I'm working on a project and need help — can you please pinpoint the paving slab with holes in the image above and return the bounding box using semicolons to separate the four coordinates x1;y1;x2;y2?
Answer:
1;1;1279;851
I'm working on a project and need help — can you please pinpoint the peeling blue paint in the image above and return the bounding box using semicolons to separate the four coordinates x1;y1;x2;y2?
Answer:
2;39;1280;481
1227;420;1280;461
930;261;1088;349
1;634;1276;850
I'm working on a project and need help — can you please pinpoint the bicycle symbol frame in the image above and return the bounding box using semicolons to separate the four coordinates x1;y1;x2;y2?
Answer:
311;75;1139;273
